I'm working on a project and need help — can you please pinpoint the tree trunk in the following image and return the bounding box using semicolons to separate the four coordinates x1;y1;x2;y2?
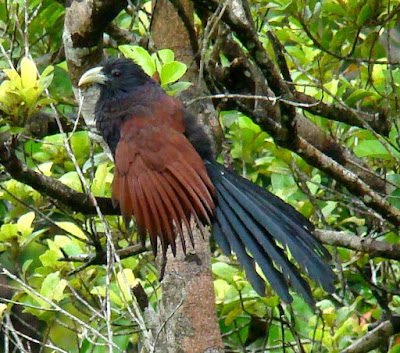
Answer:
151;1;224;352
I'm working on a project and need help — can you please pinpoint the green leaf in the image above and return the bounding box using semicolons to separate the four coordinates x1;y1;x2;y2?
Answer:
61;241;83;256
152;50;173;72
271;172;295;193
261;295;280;308
214;279;232;303
254;156;274;167
212;262;238;283
58;171;83;192
8;127;25;134
157;49;174;64
40;65;54;79
357;3;372;26
345;89;374;107
321;201;338;220
354;140;399;160
22;259;33;275
90;285;122;306
152;49;175;72
389;188;400;209
244;300;267;317
118;45;156;76
40;272;67;302
21;228;48;247
225;306;243;326
164;81;192;95
389;345;400;353
219;53;230;67
70;131;89;161
160;61;187;85
56;61;68;72
91;163;109;195
34;161;53;177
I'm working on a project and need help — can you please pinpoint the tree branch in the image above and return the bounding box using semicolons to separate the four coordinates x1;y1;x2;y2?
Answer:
294;92;391;136
0;142;116;215
340;318;400;353
314;230;400;261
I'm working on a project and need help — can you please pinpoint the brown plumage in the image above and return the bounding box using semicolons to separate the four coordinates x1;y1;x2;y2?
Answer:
113;114;215;255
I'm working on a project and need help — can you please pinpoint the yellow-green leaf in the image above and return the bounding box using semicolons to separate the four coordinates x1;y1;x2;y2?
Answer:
21;57;37;88
118;45;156;76
39;249;60;267
55;221;87;240
91;163;109;195
225;306;243;326
117;269;138;302
160;61;187;85
3;69;21;88
0;224;18;241
58;172;83;192
17;212;35;238
40;272;67;302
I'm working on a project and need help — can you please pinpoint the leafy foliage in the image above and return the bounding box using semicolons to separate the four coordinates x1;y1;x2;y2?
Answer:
0;57;54;134
119;45;192;94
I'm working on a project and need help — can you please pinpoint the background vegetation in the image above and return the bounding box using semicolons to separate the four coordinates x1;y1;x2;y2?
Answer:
1;0;400;352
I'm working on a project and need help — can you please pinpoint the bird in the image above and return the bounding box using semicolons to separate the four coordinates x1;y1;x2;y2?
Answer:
78;57;335;306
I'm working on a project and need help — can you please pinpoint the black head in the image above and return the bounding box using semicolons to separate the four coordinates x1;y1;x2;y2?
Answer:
78;57;154;94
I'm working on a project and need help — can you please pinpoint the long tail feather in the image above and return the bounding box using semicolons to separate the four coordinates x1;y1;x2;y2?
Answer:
206;160;335;304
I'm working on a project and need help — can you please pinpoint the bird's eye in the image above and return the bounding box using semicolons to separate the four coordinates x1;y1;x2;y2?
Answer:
111;69;122;78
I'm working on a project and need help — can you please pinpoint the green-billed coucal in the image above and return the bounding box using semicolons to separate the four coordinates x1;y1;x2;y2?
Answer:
78;57;335;306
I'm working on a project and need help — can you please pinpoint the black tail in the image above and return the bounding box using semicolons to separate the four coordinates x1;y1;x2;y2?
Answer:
205;160;335;307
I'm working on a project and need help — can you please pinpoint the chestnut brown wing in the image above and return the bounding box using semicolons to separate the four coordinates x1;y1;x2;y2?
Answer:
112;121;215;256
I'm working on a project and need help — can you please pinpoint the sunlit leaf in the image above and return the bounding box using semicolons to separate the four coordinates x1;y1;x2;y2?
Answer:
39;249;60;267
40;272;67;302
3;69;21;88
116;269;138;302
0;224;18;241
354;140;400;160
55;221;87;240
17;212;35;238
21;57;38;89
152;48;174;72
119;45;156;76
58;172;83;192
160;61;187;85
212;262;238;283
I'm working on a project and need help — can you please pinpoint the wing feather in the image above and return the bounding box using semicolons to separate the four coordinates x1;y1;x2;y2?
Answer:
167;164;211;224
146;172;177;255
139;173;168;255
178;158;214;212
127;177;146;244
112;122;215;255
164;171;205;245
150;172;186;253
